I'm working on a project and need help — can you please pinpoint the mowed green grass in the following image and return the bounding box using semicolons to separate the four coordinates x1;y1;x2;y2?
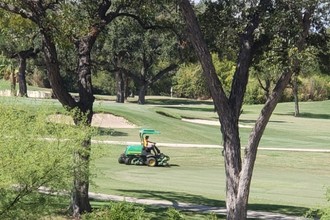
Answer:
91;145;330;216
90;99;330;216
94;99;330;149
1;93;329;216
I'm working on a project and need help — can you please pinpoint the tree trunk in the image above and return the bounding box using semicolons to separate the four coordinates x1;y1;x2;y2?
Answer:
71;138;92;218
17;57;28;97
116;71;125;103
138;84;147;104
179;0;271;219
293;75;300;116
70;37;96;217
13;48;39;97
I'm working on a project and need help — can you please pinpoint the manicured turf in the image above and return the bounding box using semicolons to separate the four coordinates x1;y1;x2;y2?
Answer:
91;144;330;216
90;99;330;216
1;93;329;217
94;99;330;149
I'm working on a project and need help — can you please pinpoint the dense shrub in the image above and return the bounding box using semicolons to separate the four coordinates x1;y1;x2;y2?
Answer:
173;63;209;99
244;79;267;104
299;75;330;101
0;103;93;219
173;54;235;99
82;202;146;220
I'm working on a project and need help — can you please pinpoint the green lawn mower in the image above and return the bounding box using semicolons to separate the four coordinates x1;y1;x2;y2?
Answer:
118;129;170;167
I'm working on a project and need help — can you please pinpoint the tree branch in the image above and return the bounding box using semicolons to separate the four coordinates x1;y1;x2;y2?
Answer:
0;2;36;22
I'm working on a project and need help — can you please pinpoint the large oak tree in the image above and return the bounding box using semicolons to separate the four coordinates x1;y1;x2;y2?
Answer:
179;0;328;219
0;0;151;217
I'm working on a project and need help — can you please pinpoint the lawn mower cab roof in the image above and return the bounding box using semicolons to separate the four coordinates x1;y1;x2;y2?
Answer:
139;129;160;143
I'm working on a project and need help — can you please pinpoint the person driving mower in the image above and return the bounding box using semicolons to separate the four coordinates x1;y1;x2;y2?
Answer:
143;135;160;155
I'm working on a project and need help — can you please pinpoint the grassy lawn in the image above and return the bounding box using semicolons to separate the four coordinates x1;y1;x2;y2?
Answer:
91;144;330;217
93;98;330;149
89;98;330;217
1;93;329;218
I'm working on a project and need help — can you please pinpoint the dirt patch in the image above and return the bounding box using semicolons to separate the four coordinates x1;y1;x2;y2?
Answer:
47;113;137;128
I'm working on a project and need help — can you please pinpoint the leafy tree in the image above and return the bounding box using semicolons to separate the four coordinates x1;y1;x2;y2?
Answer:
0;10;40;96
0;103;93;219
173;54;235;99
178;0;330;219
94;7;182;104
0;0;155;217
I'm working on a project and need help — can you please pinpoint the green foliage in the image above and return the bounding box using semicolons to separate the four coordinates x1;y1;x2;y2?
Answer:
299;74;330;101
92;71;116;95
166;207;184;220
0;53;15;80
82;202;146;220
244;79;267;104
173;54;235;99
0;103;94;219
305;187;330;219
173;63;208;99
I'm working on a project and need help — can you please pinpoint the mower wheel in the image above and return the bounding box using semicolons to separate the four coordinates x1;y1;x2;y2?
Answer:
146;157;157;167
118;154;125;164
125;157;132;165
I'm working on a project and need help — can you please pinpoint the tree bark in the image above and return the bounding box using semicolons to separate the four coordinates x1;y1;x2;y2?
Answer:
12;48;39;97
17;56;28;97
0;1;123;218
179;0;272;219
138;84;147;104
116;71;125;103
293;75;300;116
291;4;314;117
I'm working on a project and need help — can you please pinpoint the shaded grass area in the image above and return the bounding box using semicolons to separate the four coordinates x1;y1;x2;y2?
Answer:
90;200;227;220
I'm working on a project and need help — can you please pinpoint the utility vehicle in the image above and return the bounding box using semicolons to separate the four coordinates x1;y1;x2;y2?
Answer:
118;129;170;167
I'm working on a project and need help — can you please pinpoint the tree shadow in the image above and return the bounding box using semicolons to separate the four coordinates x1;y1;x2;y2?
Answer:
274;112;330;119
116;189;225;208
163;106;215;112
110;189;308;217
298;112;330;119
95;127;128;136
247;203;309;217
142;98;213;105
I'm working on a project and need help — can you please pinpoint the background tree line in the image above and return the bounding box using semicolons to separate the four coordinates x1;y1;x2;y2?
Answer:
1;1;329;104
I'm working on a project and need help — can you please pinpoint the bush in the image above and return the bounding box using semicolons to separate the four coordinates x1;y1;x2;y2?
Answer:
305;187;330;219
166;207;184;220
82;202;146;220
0;103;92;219
244;79;266;104
299;75;330;101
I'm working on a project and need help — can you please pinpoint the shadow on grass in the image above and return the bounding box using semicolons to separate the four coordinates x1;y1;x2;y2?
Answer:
107;190;308;217
163;106;215;112
248;203;309;217
117;189;225;208
90;200;227;220
298;112;330;119
144;98;213;105
274;112;330;119
95;127;128;137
